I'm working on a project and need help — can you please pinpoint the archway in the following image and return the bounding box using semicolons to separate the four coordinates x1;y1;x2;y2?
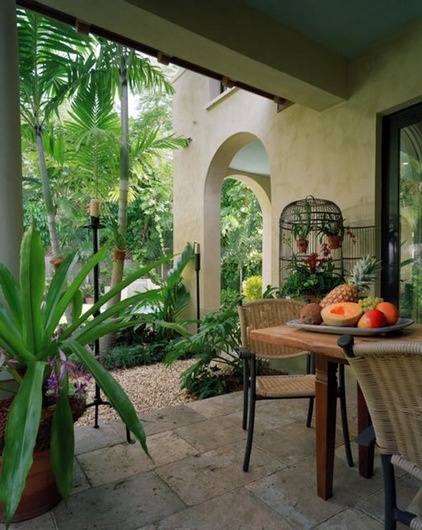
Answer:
202;133;271;312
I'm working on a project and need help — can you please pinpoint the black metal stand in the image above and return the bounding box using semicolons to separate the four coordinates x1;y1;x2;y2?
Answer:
84;213;133;444
194;242;201;331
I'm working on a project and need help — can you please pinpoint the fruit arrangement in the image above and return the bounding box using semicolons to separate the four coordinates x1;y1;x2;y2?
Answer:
319;254;381;307
300;300;399;329
299;255;400;329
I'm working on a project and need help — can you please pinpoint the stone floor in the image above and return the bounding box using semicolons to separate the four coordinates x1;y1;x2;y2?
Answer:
2;373;419;530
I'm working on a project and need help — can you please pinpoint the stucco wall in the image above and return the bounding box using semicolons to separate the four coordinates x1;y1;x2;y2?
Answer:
172;20;422;314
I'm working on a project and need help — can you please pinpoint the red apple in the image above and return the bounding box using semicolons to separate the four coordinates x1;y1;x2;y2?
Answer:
357;309;387;329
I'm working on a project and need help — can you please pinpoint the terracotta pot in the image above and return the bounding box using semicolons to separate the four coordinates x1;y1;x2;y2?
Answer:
0;449;61;523
0;395;86;523
296;239;309;253
327;235;341;250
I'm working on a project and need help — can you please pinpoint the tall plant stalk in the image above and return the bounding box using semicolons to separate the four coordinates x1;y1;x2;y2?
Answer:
18;8;91;258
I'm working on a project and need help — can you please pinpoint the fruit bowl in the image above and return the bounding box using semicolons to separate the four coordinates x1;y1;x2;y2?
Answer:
286;318;414;336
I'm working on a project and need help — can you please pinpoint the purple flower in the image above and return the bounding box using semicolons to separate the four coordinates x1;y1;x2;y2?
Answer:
45;351;91;398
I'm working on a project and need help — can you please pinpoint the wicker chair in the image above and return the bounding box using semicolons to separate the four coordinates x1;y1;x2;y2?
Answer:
238;298;353;472
338;335;422;530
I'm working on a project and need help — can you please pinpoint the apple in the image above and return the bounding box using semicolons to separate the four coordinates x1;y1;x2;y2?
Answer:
357;309;387;329
375;301;399;326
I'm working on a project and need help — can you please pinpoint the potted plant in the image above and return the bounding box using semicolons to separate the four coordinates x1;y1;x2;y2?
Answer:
280;252;344;301
291;201;312;253
105;216;127;262
81;282;95;304
0;223;171;528
318;217;344;249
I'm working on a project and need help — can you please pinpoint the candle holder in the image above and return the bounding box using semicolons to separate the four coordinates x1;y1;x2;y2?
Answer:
84;210;133;443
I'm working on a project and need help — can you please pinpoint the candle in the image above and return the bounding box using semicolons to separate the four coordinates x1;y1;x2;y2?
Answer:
90;199;100;218
194;242;200;254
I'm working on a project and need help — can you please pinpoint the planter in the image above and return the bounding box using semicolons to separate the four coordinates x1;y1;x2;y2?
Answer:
327;234;341;250
296;239;309;253
0;395;86;523
0;395;86;453
0;449;61;523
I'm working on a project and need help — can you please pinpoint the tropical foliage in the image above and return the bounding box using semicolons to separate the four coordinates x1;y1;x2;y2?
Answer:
18;9;100;258
0;223;173;527
18;8;187;269
221;179;262;292
280;251;344;300
165;297;242;398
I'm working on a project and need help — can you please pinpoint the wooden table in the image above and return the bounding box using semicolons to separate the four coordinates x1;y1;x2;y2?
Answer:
249;323;422;500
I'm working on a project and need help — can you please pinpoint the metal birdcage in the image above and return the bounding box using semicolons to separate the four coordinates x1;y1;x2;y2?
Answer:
279;196;376;298
279;195;343;233
279;196;345;299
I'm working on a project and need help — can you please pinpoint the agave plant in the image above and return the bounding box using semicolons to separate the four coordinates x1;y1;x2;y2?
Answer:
0;223;169;527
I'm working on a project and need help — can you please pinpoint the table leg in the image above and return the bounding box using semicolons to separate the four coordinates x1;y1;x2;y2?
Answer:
357;383;375;478
315;355;338;500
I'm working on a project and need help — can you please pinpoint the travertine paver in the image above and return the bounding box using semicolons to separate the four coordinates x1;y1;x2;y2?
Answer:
53;471;186;530
155;442;285;506
1;374;420;530
136;488;294;530
77;431;198;487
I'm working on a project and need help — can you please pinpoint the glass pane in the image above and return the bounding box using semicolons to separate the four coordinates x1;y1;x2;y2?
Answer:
399;123;422;322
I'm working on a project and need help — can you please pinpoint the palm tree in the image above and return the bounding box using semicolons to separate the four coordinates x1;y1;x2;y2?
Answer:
92;39;175;254
65;45;187;350
18;8;92;258
80;40;187;351
64;69;121;198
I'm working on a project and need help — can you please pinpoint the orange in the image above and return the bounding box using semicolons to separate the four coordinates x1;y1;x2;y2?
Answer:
375;301;399;326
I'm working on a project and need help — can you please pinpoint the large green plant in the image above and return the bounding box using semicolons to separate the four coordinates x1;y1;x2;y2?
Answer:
0;223;170;528
165;298;242;398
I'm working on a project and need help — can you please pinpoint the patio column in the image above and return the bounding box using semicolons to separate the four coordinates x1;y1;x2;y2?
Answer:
0;0;23;279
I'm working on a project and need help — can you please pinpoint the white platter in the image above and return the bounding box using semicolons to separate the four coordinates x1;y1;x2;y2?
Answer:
286;318;414;337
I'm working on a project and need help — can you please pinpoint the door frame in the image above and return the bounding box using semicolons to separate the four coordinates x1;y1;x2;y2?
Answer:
381;102;422;305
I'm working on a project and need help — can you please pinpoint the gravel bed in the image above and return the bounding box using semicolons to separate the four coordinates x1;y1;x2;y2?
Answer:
76;359;197;427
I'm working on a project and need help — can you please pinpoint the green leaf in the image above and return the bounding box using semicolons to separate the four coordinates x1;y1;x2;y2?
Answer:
0;361;46;527
59;256;170;341
43;247;107;340
66;340;149;456
0;306;35;363
50;380;74;501
20;222;45;355
0;264;22;331
43;252;76;327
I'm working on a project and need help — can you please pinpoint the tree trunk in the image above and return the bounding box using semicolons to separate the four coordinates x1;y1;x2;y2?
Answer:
35;130;60;258
102;52;130;353
100;249;126;354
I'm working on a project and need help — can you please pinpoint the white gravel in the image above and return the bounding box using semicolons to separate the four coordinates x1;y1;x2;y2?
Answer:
76;359;197;426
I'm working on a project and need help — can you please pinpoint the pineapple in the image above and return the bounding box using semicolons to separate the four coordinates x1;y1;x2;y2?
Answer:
319;255;381;308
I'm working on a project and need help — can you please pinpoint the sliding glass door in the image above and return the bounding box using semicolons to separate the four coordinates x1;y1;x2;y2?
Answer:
382;104;422;323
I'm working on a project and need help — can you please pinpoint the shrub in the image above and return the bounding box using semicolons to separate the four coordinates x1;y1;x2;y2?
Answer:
165;299;242;398
242;275;263;301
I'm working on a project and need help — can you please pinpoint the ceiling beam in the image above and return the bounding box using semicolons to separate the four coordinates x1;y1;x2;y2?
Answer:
21;0;349;110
